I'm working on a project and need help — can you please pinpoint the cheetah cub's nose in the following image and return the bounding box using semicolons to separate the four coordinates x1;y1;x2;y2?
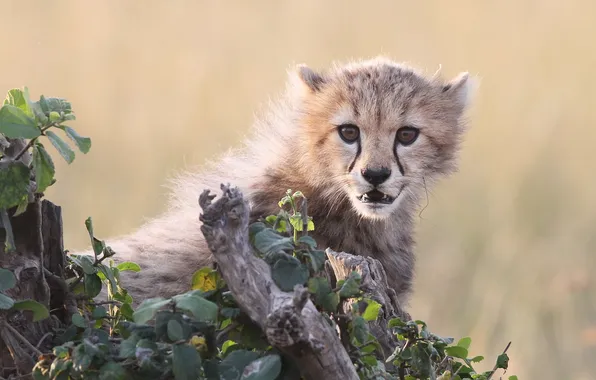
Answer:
361;167;391;186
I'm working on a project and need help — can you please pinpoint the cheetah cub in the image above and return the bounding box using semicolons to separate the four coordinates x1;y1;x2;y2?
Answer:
81;57;474;307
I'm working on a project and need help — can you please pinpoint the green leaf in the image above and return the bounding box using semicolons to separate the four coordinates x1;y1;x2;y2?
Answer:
297;235;317;249
253;228;294;255
133;297;171;324
0;161;30;209
63;126;91;154
445;346;469;359
399;346;413;360
289;214;314;232
70;254;97;275
4;88;33;118
470;355;485;363
496;353;509;369
168;319;184;341
155;310;181;341
98;264;117;292
457;336;472;350
307;277;332;304
48;111;60;122
0;104;39;138
508;376;519;380
30;101;48;125
241;354;282;380
84;273;102;298
12;299;49;321
32;143;55;193
306;249;326;273
322;291;340;314
362;299;382;321
44;97;72;114
172;343;202;380
411;345;432;379
71;313;87;328
271;256;309;292
0;268;16;291
350;316;368;344
222;340;237;354
278;194;292;208
116;261;141;272
360;343;379;354
219;349;260;380
12;197;29;216
360;355;377;367
235;322;269;351
91;306;108;319
308;277;339;312
84;217;105;258
71;343;92;372
248;221;267;241
0;293;15;309
191;267;221;292
338;271;362;298
172;291;218;322
388;317;407;328
118;302;134;321
119;334;139;359
99;361;127;380
45;130;75;164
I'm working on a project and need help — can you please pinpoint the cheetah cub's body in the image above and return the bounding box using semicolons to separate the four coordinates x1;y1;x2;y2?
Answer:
89;57;473;307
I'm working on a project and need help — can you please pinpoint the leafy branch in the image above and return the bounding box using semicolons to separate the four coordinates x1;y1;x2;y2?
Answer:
0;87;91;251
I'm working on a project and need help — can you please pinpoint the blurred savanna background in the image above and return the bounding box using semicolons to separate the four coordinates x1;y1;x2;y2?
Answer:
1;1;595;378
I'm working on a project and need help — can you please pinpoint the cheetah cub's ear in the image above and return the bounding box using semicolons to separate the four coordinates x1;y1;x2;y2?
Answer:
442;72;477;117
287;64;327;97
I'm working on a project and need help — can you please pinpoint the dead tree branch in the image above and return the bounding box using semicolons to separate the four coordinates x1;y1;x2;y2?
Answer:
199;185;359;380
325;249;411;361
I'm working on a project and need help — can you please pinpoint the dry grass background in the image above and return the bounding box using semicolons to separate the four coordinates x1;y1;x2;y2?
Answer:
1;1;595;378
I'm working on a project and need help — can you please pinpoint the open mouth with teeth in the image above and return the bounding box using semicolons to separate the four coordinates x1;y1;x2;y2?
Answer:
357;189;396;205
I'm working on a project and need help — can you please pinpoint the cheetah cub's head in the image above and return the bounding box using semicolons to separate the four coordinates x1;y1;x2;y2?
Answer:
292;57;474;220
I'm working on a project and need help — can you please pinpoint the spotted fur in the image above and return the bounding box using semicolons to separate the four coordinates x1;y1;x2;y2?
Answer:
81;57;474;306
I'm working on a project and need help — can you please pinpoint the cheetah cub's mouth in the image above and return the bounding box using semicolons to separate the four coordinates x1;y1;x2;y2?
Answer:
357;189;395;205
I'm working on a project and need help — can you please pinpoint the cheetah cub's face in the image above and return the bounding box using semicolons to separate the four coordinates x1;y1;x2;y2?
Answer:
295;58;473;219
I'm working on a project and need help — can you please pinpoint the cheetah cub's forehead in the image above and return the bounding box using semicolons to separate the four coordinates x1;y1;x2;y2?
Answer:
293;58;472;136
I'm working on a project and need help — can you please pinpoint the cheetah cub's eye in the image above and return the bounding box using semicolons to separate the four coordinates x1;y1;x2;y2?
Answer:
338;124;360;144
396;126;419;146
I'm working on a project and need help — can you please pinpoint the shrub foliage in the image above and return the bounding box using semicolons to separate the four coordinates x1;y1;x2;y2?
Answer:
0;88;517;380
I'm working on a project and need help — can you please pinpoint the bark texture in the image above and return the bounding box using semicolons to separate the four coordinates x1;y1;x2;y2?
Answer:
0;200;65;378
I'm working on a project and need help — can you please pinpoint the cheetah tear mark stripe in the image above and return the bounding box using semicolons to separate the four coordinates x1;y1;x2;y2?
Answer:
347;140;362;173
393;135;405;175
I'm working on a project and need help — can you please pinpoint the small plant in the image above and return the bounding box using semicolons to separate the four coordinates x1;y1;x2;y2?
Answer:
28;189;519;380
0;87;91;251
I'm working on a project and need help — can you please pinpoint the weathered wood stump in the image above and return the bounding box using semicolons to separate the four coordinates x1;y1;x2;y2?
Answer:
0;200;66;378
